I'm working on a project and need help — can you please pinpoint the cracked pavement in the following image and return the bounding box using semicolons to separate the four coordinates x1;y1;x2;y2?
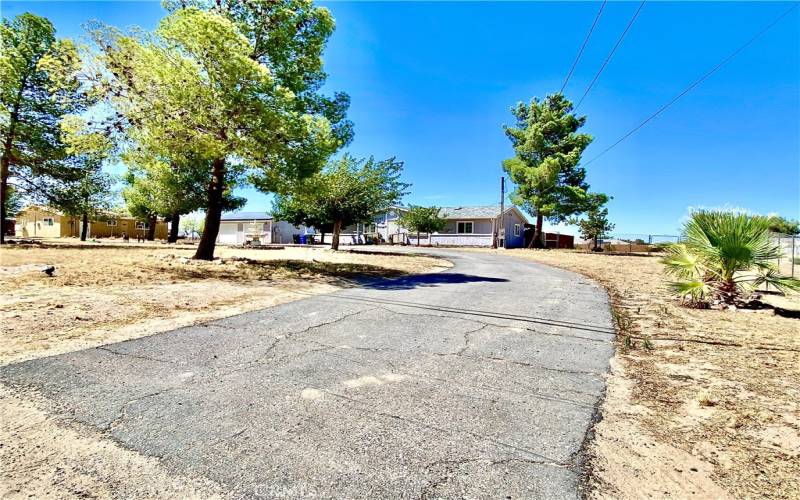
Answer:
0;248;615;499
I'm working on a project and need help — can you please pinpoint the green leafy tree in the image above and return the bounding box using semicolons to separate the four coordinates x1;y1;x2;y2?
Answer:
164;0;353;154
54;166;114;241
1;13;89;243
273;155;409;250
121;172;160;240
180;213;204;240
3;185;23;218
502;93;607;248
763;214;799;235
662;210;800;305
49;116;116;241
399;206;446;247
122;149;244;243
94;7;345;259
573;206;615;252
270;194;332;244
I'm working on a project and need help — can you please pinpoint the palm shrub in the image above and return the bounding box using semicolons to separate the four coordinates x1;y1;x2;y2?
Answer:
662;210;800;305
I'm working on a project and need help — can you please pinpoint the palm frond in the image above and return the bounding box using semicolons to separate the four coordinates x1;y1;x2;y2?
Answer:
665;210;798;304
668;280;710;302
661;244;703;280
750;269;800;294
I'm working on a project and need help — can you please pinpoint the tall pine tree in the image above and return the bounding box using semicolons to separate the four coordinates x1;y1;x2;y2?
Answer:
502;93;607;247
1;13;89;243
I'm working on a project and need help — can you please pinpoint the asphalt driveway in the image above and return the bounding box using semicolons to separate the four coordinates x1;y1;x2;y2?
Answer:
0;248;615;499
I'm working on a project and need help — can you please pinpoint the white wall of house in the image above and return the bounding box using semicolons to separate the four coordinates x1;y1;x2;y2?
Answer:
439;218;494;235
217;221;245;245
271;220;304;244
218;219;301;245
378;219;408;243
408;233;494;246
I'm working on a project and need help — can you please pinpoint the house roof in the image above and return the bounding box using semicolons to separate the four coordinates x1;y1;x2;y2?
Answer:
439;205;529;222
19;205;143;220
220;211;273;221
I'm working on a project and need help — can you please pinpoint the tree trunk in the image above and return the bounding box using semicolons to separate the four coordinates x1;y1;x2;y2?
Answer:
528;213;545;249
0;161;7;245
1;88;23;246
80;212;89;241
146;214;157;241
592;235;599;252
194;158;225;260
416;230;420;247
1;131;15;246
168;212;180;243
321;231;326;246
331;220;342;251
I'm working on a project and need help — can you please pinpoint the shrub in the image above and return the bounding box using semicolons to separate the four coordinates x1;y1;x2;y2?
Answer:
662;210;800;305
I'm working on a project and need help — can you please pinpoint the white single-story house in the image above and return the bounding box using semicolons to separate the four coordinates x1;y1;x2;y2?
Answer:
216;212;306;245
315;205;410;245
407;205;529;248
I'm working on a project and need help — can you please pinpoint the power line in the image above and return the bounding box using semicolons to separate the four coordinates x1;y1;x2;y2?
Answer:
583;2;800;167
560;0;607;94
575;0;646;109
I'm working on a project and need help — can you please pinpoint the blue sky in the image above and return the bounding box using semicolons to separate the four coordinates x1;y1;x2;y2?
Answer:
4;1;799;235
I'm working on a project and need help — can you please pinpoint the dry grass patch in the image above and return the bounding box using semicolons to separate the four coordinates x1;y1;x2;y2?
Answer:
480;249;800;499
0;241;448;499
0;242;450;365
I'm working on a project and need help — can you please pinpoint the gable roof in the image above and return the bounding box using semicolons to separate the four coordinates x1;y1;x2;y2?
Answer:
220;211;273;221
439;205;529;222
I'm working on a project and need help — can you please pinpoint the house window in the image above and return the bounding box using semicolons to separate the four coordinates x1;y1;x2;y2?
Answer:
107;219;117;227
514;224;521;237
456;221;473;234
135;221;149;230
42;217;54;226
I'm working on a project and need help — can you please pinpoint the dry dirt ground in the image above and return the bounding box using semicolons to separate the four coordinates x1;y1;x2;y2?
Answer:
0;240;450;499
481;249;800;499
0;240;449;365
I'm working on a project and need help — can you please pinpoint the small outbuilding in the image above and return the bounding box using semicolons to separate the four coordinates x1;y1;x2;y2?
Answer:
216;212;306;245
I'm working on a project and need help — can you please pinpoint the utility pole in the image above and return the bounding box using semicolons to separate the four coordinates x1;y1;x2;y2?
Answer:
499;176;505;249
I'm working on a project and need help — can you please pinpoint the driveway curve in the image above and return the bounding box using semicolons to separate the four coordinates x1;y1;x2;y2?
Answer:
0;248;615;499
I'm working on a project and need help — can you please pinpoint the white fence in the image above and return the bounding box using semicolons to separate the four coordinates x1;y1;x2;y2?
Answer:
407;233;493;247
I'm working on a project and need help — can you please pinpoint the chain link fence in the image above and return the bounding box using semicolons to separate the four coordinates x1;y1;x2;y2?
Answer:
773;233;798;278
578;232;797;277
578;233;683;254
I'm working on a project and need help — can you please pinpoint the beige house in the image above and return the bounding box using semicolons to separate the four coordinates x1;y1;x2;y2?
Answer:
15;206;168;240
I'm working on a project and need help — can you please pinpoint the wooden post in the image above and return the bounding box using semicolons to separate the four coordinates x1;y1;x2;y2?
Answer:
500;176;505;249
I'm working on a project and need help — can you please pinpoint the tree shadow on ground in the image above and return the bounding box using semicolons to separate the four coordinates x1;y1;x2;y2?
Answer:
356;272;509;290
740;298;800;319
150;258;412;284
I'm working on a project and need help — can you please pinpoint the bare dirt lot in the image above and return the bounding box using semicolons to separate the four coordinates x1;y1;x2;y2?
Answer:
0;241;450;365
1;240;450;499
485;249;800;499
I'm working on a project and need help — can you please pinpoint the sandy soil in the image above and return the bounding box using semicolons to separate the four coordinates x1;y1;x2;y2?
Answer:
1;384;229;499
484;249;800;499
0;241;449;365
0;240;450;499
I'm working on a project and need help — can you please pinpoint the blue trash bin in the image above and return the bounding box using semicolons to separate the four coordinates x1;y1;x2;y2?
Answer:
299;234;307;245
